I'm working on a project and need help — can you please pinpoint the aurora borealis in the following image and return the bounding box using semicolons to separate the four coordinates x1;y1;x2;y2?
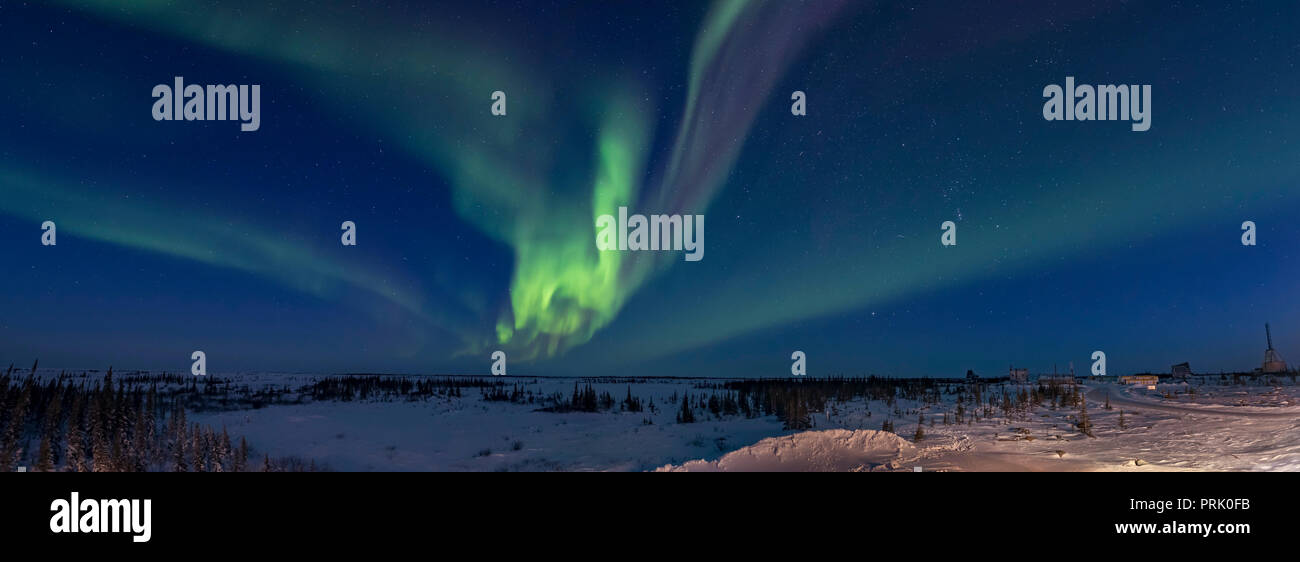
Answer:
2;1;1299;377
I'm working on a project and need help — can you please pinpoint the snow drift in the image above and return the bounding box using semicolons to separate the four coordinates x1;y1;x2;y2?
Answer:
654;429;917;472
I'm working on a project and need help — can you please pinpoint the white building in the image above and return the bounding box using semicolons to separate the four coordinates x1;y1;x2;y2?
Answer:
1009;367;1029;384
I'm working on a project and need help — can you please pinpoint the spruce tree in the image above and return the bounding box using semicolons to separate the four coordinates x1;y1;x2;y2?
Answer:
216;427;232;472
90;391;112;472
35;432;54;472
113;384;133;471
1077;396;1093;437
676;393;695;423
235;436;249;472
782;391;811;431
65;397;86;472
35;393;61;472
133;388;156;471
171;407;189;472
0;382;31;472
190;424;204;472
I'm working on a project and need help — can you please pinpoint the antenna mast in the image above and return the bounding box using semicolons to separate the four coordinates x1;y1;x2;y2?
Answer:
1263;323;1288;373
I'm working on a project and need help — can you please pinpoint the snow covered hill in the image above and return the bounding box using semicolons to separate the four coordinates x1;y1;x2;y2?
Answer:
655;429;918;472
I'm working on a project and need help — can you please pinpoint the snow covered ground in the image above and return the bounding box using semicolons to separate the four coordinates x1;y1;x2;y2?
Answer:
186;378;793;472
23;370;1300;471
657;379;1300;473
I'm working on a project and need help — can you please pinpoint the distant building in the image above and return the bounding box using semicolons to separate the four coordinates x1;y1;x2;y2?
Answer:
1119;375;1159;386
966;369;979;382
1171;362;1192;379
1009;367;1029;384
1036;363;1076;385
1037;375;1076;385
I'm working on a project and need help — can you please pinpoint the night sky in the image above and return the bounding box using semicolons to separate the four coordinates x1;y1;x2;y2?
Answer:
1;1;1297;378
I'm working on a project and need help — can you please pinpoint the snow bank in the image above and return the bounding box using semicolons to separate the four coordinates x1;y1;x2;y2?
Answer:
654;429;917;472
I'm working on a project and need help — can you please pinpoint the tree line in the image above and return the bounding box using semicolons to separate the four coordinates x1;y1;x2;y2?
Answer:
0;366;322;472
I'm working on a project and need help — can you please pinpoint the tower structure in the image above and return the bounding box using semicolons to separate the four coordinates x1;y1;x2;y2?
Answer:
1263;323;1288;374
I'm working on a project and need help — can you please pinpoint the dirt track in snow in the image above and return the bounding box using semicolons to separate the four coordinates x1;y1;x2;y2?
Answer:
1084;386;1299;419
